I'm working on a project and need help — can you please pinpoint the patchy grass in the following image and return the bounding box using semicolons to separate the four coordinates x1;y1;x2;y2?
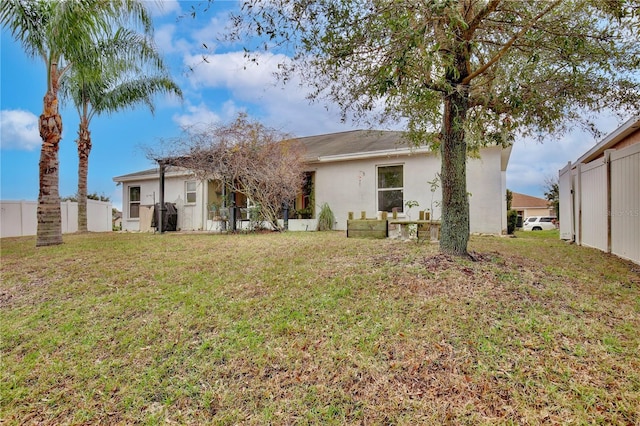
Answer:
1;230;639;425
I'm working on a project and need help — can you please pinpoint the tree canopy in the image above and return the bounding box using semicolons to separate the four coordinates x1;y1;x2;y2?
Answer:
60;25;182;232
154;114;306;231
228;0;640;255
544;176;560;218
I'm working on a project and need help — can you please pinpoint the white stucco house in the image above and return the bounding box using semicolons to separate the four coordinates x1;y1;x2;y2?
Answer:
113;130;512;234
559;116;639;265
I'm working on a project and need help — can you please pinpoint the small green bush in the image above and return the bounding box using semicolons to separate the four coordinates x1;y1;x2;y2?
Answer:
507;209;518;234
317;202;335;231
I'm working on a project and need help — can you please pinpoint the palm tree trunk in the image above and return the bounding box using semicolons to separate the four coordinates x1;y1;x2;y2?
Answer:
77;117;91;233
36;90;63;246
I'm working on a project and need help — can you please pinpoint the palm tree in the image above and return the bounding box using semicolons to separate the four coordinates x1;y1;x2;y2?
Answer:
61;28;182;232
0;0;152;246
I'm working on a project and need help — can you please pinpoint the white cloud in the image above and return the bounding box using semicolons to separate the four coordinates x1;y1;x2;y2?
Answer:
172;102;222;131
148;0;181;17
184;50;288;93
191;14;232;52
506;113;623;197
0;109;40;151
178;50;372;136
155;24;194;56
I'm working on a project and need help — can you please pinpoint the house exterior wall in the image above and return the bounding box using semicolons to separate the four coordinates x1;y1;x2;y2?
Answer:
521;208;553;220
467;146;506;234
612;129;640;151
117;147;507;235
311;152;443;229
311;146;505;234
121;174;205;232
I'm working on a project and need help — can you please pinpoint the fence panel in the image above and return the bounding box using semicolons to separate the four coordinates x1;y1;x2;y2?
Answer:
579;159;607;251
87;199;113;232
610;144;640;264
0;200;112;238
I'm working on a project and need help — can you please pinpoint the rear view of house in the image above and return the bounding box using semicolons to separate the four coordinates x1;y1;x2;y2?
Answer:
114;130;512;235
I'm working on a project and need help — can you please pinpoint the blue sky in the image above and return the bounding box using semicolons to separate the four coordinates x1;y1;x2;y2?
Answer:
0;0;628;210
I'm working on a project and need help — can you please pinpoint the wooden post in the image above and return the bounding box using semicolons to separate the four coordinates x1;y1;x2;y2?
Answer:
392;211;398;219
348;211;354;220
360;211;366;219
419;211;425;221
381;211;388;221
158;160;165;234
425;210;430;221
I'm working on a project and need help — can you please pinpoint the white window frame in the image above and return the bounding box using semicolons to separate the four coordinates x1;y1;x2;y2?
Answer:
377;164;404;213
185;181;197;204
128;185;141;219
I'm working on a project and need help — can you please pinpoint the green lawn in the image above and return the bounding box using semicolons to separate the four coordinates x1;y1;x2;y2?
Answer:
1;231;639;425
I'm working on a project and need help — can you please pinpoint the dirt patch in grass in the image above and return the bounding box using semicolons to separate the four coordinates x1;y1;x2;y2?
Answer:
1;231;639;425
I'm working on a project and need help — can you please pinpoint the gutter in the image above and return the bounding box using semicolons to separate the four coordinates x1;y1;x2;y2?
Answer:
113;169;193;183
307;146;436;163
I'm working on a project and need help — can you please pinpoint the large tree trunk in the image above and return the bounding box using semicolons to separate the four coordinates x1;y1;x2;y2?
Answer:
77;117;91;233
36;90;63;247
439;45;471;256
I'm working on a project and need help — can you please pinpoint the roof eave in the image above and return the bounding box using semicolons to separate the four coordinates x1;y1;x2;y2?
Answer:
575;115;640;165
113;169;194;183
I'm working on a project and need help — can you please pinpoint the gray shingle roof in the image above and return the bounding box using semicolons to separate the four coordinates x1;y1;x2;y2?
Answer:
297;130;410;161
114;130;415;181
113;166;191;182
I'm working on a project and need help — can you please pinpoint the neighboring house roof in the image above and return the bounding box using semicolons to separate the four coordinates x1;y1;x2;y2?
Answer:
574;115;640;164
511;192;549;209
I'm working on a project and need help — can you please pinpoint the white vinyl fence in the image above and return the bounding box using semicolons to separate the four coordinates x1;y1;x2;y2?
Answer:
0;199;112;238
559;143;640;265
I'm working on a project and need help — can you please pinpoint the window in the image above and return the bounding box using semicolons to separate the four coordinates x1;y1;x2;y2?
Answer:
186;181;196;204
377;165;403;212
129;186;140;219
